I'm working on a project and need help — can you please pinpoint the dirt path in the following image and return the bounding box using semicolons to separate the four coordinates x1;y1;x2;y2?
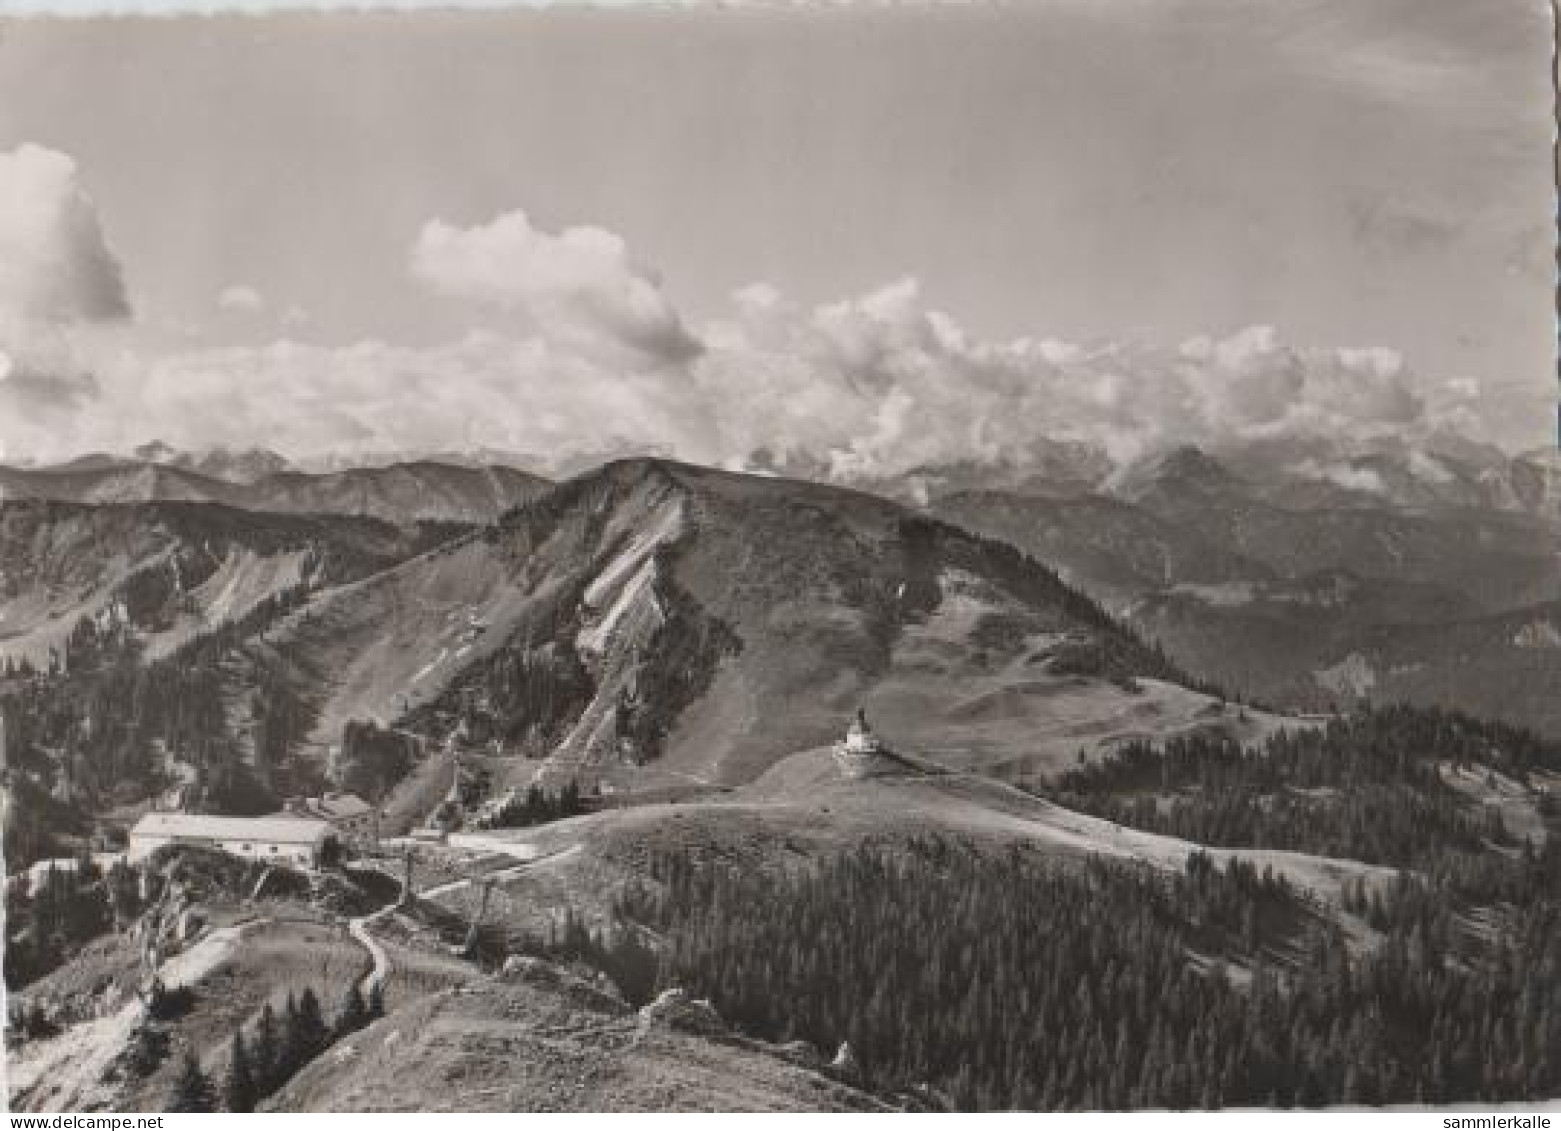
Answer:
12;841;580;1111
348;905;395;996
418;844;582;900
345;843;581;993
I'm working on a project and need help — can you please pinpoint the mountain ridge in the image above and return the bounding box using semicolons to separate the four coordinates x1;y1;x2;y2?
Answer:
0;457;550;524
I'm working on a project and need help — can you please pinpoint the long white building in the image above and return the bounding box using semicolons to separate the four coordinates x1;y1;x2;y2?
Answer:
128;813;333;867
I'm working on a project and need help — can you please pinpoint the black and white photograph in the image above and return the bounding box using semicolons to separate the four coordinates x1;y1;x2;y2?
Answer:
1;0;1558;1114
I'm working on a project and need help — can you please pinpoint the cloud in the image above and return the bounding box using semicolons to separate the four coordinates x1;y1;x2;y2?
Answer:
3;274;1470;478
690;288;1438;479
0;187;1489;477
44;331;711;466
0;144;130;450
217;284;265;314
0;348;102;462
0;144;128;325
410;209;701;365
0;362;99;412
1348;196;1460;256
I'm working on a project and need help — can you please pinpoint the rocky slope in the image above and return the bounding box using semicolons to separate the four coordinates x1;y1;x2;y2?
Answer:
0;499;450;669
269;973;890;1112
251;457;1229;800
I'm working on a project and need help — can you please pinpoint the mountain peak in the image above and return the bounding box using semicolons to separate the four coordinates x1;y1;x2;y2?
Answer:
128;443;296;484
1153;445;1239;482
132;439;179;463
1108;445;1244;502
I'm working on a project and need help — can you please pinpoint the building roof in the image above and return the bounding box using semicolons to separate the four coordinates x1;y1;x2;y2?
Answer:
290;793;373;822
129;812;332;845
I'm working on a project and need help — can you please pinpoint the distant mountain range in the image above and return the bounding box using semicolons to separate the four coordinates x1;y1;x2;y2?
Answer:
773;436;1561;521
0;450;550;525
927;442;1560;734
6;436;1555;740
19;435;1555;523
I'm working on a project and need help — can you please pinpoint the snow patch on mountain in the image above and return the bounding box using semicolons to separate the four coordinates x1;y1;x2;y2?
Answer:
1513;620;1561;650
1314;652;1378;698
1294;459;1386;495
1169;581;1256;607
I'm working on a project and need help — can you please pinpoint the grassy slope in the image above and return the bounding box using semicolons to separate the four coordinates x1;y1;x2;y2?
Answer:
268;975;887;1112
455;744;1393;951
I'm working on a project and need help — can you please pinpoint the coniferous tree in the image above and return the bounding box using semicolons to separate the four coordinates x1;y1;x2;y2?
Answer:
252;1001;281;1094
168;1053;217;1113
224;1031;258;1113
335;983;368;1038
286;987;329;1069
122;1023;168;1079
597;835;1561;1109
276;992;303;1080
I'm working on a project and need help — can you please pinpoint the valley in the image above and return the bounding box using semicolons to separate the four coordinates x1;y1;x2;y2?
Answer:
931;444;1561;733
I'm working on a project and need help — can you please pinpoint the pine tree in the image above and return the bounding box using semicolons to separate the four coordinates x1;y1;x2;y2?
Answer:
335;982;368;1038
252;1001;281;1094
224;1031;258;1113
276;992;302;1079
123;1023;168;1079
285;986;329;1069
168;1052;217;1113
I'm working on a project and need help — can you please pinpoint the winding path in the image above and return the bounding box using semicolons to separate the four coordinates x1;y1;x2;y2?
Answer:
344;843;582;996
348;904;395;996
14;840;583;1110
419;843;582;900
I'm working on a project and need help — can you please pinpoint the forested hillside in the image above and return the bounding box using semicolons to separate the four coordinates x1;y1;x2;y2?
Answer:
608;837;1561;1108
1046;705;1561;881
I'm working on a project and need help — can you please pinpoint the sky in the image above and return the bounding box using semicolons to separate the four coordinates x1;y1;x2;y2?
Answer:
0;0;1553;474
